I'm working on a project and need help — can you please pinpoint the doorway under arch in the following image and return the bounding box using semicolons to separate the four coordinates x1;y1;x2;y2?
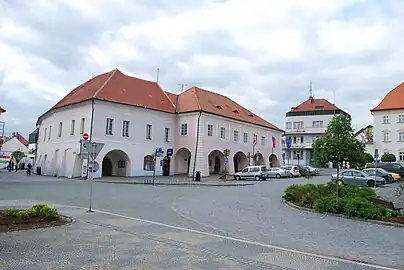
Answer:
208;149;224;174
101;150;131;177
254;152;265;165
233;152;248;173
269;154;280;168
174;148;191;175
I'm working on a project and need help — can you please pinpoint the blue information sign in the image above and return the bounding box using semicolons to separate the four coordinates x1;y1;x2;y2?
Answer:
167;148;173;156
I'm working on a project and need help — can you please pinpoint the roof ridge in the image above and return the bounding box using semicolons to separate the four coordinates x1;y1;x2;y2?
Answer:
193;87;202;110
158;84;176;109
93;69;118;98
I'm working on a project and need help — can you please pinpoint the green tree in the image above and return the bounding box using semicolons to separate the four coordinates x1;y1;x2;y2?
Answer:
11;151;25;163
363;152;374;163
313;115;365;181
381;152;396;162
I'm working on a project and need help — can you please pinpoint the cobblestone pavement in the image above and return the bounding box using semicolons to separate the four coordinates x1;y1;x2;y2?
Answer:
0;201;393;270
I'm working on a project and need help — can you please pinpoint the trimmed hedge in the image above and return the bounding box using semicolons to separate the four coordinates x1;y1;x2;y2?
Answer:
283;182;389;220
1;204;59;220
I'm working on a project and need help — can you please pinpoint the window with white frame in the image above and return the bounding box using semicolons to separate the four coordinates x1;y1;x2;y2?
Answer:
220;127;226;139
293;121;304;129
261;136;266;146
292;150;303;160
122;120;130;137
165;127;170;142
181;123;188;136
383;131;390;142
58;122;63;137
399;132;404;141
48;126;52;140
80;118;85;134
285;122;292;129
312;121;323;128
146;124;152;139
399;115;404;123
44;128;47;142
233;130;239;142
383;116;390;124
243;132;248;143
399;152;404;161
105;118;113;135
70;120;75;135
207;124;213;136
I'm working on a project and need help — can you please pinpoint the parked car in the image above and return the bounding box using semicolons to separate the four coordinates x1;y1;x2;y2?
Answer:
365;162;404;178
234;165;268;181
303;166;319;175
362;168;394;183
281;165;301;177
331;169;386;187
267;167;289;178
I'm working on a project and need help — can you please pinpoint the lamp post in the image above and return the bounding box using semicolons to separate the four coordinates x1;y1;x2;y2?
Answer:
223;149;230;180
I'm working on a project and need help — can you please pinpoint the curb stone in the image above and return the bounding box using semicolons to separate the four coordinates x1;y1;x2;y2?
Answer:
94;181;255;187
283;200;404;228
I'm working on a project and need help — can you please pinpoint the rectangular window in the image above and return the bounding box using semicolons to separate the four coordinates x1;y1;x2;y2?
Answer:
165;127;170;142
261;136;266;146
58;122;63;137
293;121;304;130
80;118;85;134
207;124;213;136
243;132;248;143
44;128;47;142
399;132;404;141
293;136;297;144
312;121;323;128
122;120;130;137
70;120;75;135
146;124;152;139
400;152;404;161
399;115;404;123
105;118;113;135
181;123;188;136
48;126;52;141
383;116;390;124
301;136;304;143
293;150;304;160
285;122;292;129
383;132;390;142
233;130;239;142
220;127;226;139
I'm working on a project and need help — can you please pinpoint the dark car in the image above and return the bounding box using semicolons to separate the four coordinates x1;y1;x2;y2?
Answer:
362;168;394;183
365;162;404;178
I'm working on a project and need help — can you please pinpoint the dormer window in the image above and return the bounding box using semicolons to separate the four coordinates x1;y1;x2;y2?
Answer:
232;109;239;114
248;113;253;117
216;105;223;109
314;105;324;109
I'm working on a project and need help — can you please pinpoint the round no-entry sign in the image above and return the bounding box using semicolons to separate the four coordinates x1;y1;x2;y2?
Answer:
83;133;89;140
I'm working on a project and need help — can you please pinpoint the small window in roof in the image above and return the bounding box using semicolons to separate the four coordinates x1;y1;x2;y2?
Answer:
248;113;253;117
233;109;239;114
315;105;324;109
216;105;223;109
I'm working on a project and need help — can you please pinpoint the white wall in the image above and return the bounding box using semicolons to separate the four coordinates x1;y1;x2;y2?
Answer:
1;137;28;154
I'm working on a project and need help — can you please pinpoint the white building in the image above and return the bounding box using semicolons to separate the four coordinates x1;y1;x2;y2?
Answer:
1;132;29;154
354;125;374;155
283;96;350;166
35;69;283;178
371;82;404;161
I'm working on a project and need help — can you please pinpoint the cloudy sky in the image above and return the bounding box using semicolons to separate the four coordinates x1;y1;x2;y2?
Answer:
1;0;403;138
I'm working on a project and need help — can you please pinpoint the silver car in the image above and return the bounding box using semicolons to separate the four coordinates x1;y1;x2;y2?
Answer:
267;167;289;178
234;165;268;181
331;169;386;187
281;165;301;178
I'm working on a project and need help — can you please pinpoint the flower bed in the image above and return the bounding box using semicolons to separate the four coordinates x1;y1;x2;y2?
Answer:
283;183;404;224
0;204;71;233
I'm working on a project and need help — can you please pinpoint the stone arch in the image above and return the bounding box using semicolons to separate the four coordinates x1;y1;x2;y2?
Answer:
269;154;280;168
208;149;225;174
101;149;131;177
233;151;248;173
254;152;264;165
174;147;191;175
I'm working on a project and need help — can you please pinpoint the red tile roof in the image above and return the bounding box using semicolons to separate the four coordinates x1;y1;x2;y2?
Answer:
17;134;29;146
0;106;5;113
371;82;404;112
290;98;339;112
44;69;281;131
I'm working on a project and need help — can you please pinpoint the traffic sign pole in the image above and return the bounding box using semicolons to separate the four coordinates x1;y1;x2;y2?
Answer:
87;143;96;212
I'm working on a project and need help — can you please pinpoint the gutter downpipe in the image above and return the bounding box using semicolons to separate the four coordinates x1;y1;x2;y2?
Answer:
192;111;202;181
85;98;95;179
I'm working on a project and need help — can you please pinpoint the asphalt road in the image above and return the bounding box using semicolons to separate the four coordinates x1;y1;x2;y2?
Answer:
0;171;403;269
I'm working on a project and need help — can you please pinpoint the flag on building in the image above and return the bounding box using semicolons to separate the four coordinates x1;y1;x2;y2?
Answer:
272;136;276;148
253;134;257;145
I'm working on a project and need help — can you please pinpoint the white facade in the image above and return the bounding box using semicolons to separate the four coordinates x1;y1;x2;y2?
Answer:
1;137;29;155
355;125;374;155
36;100;282;178
372;110;404;161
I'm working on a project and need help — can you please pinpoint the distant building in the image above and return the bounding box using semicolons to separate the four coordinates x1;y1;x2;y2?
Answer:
283;96;350;167
35;69;283;178
371;82;404;161
354;125;374;155
0;106;5;149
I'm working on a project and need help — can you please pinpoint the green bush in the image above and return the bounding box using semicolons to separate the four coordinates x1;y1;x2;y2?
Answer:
1;204;59;220
314;197;348;214
343;197;387;220
2;208;19;217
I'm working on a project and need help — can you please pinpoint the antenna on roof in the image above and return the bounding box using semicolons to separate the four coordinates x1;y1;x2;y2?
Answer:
333;89;336;116
309;81;313;99
177;83;187;93
156;68;160;83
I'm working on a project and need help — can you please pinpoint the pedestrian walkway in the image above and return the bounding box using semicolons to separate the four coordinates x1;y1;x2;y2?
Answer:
0;200;380;270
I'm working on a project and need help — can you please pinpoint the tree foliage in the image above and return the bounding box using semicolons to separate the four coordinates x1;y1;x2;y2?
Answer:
381;152;396;162
11;151;26;162
313;115;365;168
363;153;374;163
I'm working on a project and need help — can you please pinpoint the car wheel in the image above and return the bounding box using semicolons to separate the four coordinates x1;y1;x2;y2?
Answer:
367;180;375;187
276;174;281;179
255;175;261;181
235;175;241;181
262;177;267;181
337;180;344;185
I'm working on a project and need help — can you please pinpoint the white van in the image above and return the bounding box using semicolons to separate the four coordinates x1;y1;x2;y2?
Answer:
234;165;268;181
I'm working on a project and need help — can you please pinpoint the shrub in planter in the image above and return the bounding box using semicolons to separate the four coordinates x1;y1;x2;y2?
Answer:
283;184;317;208
343;197;387;220
314;196;348;214
2;208;19;217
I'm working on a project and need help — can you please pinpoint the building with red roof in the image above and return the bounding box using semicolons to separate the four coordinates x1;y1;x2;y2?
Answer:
35;69;283;178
